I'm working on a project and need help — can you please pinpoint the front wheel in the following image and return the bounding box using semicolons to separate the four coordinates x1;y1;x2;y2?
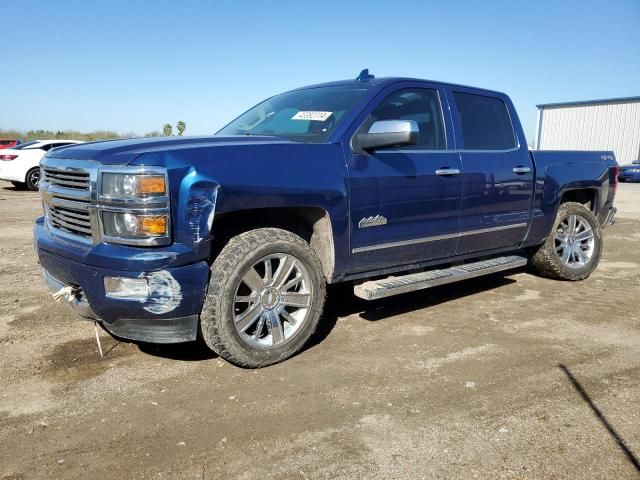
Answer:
200;228;326;368
530;201;603;281
25;167;41;191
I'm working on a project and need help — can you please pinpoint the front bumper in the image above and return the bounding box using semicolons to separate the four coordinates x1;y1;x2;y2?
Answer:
36;221;210;344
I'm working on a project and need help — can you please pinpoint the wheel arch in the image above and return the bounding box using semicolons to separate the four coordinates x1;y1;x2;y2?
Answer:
559;187;598;213
211;206;336;282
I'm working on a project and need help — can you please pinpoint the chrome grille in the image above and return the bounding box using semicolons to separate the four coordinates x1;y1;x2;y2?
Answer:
40;158;171;246
42;167;90;191
47;205;92;238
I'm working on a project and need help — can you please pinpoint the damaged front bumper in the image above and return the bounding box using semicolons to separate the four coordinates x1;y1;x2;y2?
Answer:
35;219;210;344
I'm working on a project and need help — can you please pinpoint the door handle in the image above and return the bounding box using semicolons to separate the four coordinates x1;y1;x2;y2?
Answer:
513;166;531;174
435;168;460;176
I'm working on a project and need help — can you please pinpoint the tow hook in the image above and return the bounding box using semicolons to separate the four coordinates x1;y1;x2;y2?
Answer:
51;285;82;303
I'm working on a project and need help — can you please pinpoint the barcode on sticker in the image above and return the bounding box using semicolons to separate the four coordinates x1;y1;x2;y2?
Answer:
291;111;333;121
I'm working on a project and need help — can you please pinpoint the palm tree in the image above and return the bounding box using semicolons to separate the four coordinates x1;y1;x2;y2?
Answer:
163;124;173;136
176;121;186;136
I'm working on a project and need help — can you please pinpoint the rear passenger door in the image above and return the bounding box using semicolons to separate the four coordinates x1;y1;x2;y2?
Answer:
448;89;533;255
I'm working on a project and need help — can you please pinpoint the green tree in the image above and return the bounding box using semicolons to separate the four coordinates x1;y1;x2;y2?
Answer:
176;121;186;136
162;124;173;136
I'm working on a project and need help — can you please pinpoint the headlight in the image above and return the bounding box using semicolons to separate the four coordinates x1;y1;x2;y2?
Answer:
102;212;168;238
101;173;166;197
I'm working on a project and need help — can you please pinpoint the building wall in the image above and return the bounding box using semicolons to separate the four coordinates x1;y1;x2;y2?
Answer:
535;100;640;165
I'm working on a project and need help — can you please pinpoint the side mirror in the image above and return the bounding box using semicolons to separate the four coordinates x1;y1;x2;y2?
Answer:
353;120;419;153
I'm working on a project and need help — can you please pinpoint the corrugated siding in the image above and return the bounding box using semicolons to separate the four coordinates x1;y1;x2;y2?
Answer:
537;100;640;165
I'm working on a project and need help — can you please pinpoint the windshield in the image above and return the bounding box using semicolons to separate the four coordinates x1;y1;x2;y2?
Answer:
13;141;41;150
217;86;368;143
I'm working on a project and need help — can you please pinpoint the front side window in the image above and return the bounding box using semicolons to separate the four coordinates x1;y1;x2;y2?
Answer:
453;92;516;150
217;86;368;143
360;88;446;150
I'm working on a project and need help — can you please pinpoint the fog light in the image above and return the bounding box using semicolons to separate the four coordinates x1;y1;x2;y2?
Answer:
104;277;149;301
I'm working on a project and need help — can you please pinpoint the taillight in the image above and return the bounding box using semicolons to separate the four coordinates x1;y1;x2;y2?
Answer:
0;155;18;161
612;165;620;192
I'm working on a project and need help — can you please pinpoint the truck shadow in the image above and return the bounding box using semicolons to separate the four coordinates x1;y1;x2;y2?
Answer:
137;270;522;362
137;338;218;361
305;271;521;351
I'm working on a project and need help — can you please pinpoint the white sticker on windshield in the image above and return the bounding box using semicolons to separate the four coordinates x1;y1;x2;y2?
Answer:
291;111;333;122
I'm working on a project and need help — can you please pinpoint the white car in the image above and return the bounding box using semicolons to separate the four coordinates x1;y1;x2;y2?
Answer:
0;140;84;190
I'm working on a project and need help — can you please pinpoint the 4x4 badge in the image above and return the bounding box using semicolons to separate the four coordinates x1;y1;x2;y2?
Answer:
358;215;387;228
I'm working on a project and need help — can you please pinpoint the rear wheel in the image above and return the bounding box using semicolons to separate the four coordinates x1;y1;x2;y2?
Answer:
200;228;326;368
25;167;41;191
530;202;603;280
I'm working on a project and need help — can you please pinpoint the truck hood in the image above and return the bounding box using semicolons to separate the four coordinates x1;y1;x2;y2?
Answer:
46;135;296;165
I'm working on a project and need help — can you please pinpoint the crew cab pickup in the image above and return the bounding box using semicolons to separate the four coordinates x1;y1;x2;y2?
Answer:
34;71;619;367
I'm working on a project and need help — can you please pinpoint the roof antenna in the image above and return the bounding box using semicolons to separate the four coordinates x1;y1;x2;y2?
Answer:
356;69;375;82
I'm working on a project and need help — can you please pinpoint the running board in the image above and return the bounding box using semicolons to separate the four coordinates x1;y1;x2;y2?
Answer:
353;255;528;301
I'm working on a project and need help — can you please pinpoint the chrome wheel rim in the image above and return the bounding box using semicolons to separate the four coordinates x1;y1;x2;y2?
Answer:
29;169;41;187
554;214;595;269
233;253;312;349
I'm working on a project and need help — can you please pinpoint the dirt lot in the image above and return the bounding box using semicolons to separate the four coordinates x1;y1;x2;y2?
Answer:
0;181;639;480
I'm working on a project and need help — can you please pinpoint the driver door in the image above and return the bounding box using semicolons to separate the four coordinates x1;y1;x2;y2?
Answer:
347;84;462;274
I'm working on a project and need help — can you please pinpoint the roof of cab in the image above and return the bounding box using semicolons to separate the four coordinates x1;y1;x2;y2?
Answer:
289;76;506;97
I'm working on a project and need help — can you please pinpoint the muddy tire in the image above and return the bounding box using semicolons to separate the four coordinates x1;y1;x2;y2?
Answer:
530;202;603;281
25;167;41;191
201;228;326;368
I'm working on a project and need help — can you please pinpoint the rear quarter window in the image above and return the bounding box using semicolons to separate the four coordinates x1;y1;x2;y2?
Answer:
453;92;516;150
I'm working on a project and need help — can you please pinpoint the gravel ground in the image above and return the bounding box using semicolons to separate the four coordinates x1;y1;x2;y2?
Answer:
0;181;639;480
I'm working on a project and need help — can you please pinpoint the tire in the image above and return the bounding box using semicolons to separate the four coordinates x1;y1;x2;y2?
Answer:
25;167;41;191
201;228;326;368
10;181;26;190
530;201;603;281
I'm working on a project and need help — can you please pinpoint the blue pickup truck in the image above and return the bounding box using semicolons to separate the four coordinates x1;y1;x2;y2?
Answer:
35;70;618;367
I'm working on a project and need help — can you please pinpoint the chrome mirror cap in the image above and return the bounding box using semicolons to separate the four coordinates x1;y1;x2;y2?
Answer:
353;120;419;153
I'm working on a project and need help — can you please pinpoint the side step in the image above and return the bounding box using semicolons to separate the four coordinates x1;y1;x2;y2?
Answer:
354;254;528;301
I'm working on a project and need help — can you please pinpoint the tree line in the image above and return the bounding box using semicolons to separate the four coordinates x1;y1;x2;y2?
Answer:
0;121;187;142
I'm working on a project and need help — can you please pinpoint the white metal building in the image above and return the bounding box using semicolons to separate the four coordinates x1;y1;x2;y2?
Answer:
534;96;640;165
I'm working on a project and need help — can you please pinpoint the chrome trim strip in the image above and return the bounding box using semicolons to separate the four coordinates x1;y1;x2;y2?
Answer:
374;146;523;154
458;223;527;237
352;222;528;254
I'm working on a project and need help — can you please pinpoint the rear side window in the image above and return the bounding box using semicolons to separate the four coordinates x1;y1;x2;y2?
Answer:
453;92;516;150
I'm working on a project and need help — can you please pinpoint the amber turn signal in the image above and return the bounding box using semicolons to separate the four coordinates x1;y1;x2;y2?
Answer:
136;175;166;195
139;216;167;236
